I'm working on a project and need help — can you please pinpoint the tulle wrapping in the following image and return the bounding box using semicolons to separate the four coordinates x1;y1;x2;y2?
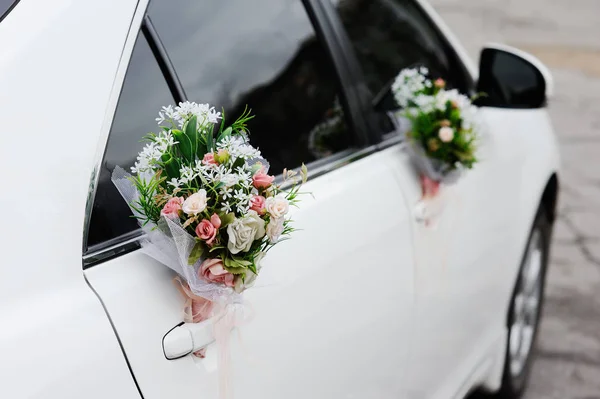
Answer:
111;166;242;303
388;111;463;184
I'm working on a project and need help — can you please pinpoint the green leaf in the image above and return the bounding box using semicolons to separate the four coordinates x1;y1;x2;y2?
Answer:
223;256;251;274
161;152;180;180
248;262;258;275
173;117;198;163
217;126;232;143
232;157;245;170
206;125;214;152
172;128;192;163
188;241;204;265
208;245;225;253
218;212;235;228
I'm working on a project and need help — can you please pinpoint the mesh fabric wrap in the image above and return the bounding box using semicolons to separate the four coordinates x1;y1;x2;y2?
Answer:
112;166;240;303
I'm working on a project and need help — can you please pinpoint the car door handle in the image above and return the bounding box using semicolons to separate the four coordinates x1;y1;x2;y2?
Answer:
162;314;224;360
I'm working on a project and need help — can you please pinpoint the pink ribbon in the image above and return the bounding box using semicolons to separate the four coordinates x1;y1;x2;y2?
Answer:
173;277;214;357
173;277;254;399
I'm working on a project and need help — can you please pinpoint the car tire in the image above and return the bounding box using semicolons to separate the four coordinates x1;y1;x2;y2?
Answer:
492;207;551;399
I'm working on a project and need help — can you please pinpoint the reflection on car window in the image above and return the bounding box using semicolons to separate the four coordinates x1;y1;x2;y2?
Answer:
87;33;175;248
149;0;354;174
330;0;469;96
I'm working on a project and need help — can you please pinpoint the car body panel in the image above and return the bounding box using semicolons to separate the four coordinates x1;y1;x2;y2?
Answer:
0;0;142;398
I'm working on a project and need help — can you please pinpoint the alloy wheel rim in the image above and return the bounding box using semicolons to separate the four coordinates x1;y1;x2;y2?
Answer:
509;229;543;378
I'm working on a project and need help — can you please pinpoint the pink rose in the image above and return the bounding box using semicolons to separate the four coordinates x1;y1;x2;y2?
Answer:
202;152;218;165
199;258;235;287
249;195;266;215
253;169;275;189
210;213;221;229
161;197;184;218
195;219;218;245
434;78;446;89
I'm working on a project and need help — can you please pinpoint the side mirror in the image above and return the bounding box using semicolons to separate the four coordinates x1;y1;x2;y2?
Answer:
476;44;553;108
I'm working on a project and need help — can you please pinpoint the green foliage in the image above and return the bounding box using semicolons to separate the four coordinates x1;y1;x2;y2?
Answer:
188;241;204;265
404;97;477;170
407;103;477;170
129;174;163;226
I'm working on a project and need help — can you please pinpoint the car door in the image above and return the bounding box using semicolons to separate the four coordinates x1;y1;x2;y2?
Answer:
321;0;516;397
83;1;415;398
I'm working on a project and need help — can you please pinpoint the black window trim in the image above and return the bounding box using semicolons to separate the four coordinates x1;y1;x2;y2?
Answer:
83;0;377;268
142;15;187;103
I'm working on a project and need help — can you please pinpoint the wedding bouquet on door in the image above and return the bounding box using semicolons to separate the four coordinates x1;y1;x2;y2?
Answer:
390;67;481;224
112;102;306;362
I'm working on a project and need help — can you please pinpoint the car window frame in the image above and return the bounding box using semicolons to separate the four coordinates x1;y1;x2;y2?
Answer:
83;0;375;268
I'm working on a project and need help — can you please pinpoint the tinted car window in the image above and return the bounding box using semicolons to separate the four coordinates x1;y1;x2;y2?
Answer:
149;0;353;174
330;0;471;97
0;0;19;22
87;33;175;249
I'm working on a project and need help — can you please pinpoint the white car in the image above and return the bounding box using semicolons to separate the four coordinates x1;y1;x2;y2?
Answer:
0;0;559;398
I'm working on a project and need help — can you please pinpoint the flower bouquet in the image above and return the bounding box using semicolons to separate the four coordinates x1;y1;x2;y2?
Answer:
111;102;306;355
390;67;480;223
391;66;479;185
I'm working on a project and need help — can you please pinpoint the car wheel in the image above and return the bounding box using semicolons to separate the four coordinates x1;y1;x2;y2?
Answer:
495;208;551;398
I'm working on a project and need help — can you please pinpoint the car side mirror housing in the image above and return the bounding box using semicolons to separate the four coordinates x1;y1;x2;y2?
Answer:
476;44;553;109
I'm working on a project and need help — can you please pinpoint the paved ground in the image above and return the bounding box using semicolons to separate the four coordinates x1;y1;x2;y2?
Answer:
427;0;600;397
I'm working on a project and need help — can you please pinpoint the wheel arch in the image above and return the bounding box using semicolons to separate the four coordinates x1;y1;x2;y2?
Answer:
540;173;559;225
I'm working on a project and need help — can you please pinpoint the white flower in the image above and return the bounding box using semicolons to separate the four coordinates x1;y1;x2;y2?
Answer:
182;190;208;215
130;141;163;174
220;186;233;199
266;217;285;243
221;202;232;213
438;127;455;142
172;101;222;128
220;173;239;187
227;211;266;254
179;165;196;184
156;105;176;125
167;178;181;188
265;195;289;219
236;202;250;215
155;131;177;152
217;135;261;160
392;67;431;108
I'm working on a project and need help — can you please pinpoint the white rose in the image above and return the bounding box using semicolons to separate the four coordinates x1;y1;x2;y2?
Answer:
182;190;208;215
266;217;285;243
227;210;266;254
265;195;289;219
438;126;454;143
